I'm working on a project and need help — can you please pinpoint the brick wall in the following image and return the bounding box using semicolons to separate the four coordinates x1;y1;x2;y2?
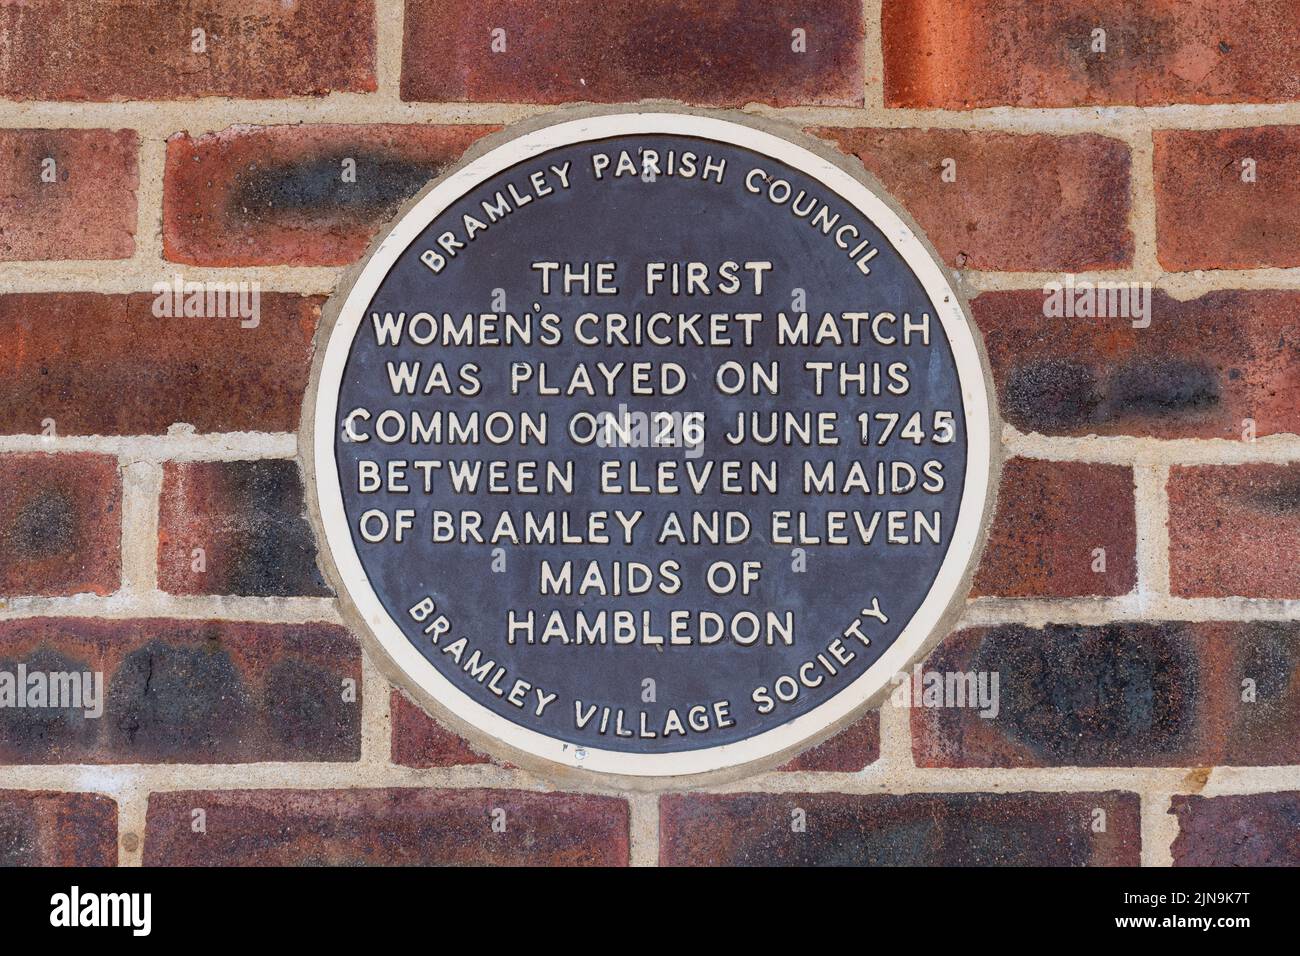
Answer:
1;0;1297;868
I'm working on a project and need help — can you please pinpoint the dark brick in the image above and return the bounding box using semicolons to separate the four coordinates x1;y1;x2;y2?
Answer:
913;622;1300;767
401;0;864;106
974;289;1300;439
0;619;360;764
973;458;1136;597
660;791;1139;865
0;454;121;598
158;460;329;597
1171;793;1300;866
0;0;375;101
1170;465;1300;599
163;124;498;266
0;791;118;866
390;691;495;768
814;128;1131;271
144;788;629;865
0;129;137;260
0;293;320;436
1218;624;1300;767
779;713;879;772
882;0;1300;108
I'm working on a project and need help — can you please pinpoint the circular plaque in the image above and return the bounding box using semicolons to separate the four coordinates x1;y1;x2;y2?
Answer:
303;109;997;779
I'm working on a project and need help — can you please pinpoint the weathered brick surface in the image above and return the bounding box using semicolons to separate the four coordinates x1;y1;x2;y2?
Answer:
0;619;360;764
913;622;1300;768
144;788;629;865
882;0;1300;109
401;0;864;106
0;0;1294;871
0;0;375;101
390;691;495;768
1171;792;1300;866
0;791;118;866
0;293;319;436
0;129;137;261
973;458;1135;598
814;128;1131;271
392;693;878;772
779;713;879;772
163;124;498;266
1155;127;1300;271
660;791;1139;865
0;454;121;598
973;290;1300;439
1169;464;1300;599
158;460;329;597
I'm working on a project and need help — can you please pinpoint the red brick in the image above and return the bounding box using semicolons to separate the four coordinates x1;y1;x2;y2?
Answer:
814;128;1131;271
0;129;137;260
144;788;629;865
401;0;863;106
163;124;498;267
158;460;329;598
390;691;494;768
0;454;120;597
0;618;360;764
0;791;117;866
912;622;1300;768
882;0;1300;108
1155;127;1300;270
0;293;319;436
660;791;1139;865
974;290;1300;439
778;713;879;772
1169;464;1300;598
973;458;1135;598
0;1;375;101
1171;793;1300;866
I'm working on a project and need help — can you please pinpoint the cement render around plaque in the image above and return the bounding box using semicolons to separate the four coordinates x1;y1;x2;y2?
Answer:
301;104;1003;788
